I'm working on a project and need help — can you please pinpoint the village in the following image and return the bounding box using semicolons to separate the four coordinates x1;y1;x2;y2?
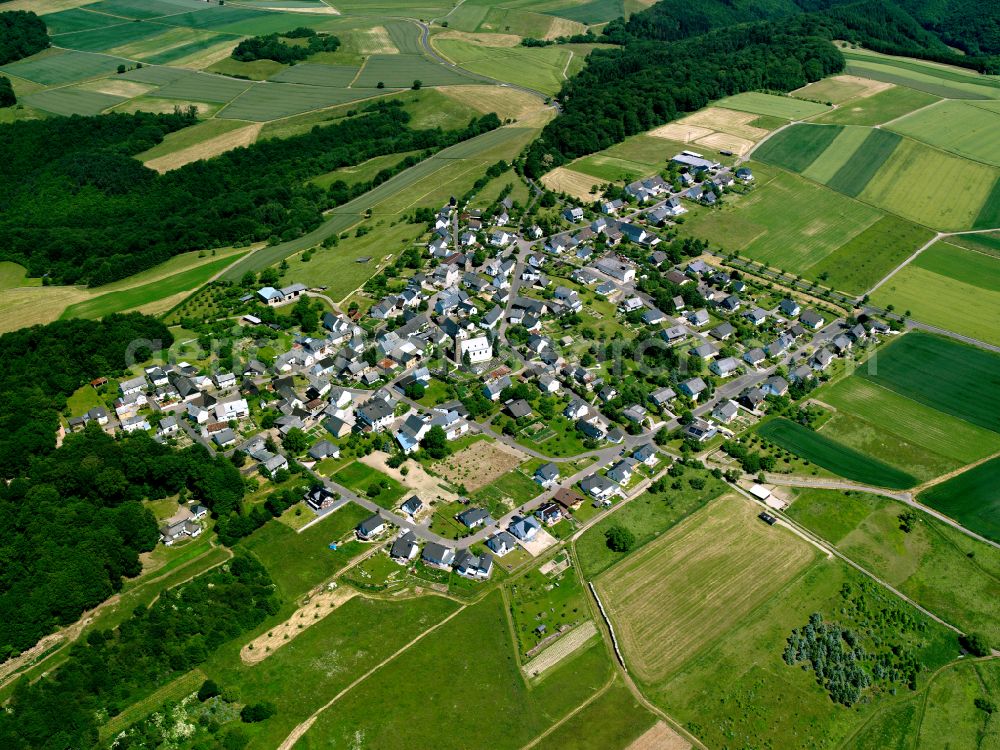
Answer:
60;147;900;587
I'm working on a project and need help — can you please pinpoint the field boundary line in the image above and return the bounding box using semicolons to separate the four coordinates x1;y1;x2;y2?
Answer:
275;603;468;750
347;59;366;88
876;96;945;129
518;675;615;750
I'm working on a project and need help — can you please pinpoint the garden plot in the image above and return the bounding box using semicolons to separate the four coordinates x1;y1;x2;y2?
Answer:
521;620;598;678
434;439;526;492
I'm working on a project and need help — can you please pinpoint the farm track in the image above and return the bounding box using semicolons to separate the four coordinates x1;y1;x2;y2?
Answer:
764;473;1000;549
518;674;616;750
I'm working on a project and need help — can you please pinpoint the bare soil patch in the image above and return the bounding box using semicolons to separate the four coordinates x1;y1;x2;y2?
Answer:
77;79;155;98
519;527;557;556
359;451;460;506
678;106;771;140
145;123;262;173
648;122;713;142
545;17;587;40
626;722;692;750
694;131;754;156
241;585;358;664
435;440;526;491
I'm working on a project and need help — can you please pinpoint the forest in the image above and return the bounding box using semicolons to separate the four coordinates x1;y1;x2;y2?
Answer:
610;0;1000;63
0;555;279;750
0;10;48;65
0;313;173;478
232;28;340;63
0;75;13;107
523;21;844;177
0;102;500;285
0;426;248;661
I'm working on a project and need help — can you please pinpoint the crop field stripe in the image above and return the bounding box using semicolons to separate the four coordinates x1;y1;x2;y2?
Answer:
858;332;1000;433
714;92;831;120
842;52;1000;91
801;126;871;184
911;242;1000;292
843;62;995;101
753;124;843;173
43;8;127;35
826;128;901;197
758;418;919;489
975;176;1000;229
919;458;1000;543
0;49;134;86
887;100;1000;168
268;63;360;87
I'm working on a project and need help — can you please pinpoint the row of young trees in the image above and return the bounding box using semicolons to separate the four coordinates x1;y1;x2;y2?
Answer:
0;101;500;285
0;10;48;65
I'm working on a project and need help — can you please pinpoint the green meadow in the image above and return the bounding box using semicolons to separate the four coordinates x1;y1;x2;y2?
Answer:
787;488;1000;639
920;458;1000;543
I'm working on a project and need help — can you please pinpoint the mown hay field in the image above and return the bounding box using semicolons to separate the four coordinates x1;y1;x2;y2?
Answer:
757;418;919;489
715;92;831;120
596;496;817;683
791;74;891;104
432;38;571;95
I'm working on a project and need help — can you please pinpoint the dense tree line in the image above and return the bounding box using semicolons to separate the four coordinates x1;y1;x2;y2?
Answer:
0;10;49;65
0;426;250;660
607;0;998;68
0;555;279;750
523;22;843;177
0;75;14;107
0;102;500;285
0;313;173;478
232;29;340;63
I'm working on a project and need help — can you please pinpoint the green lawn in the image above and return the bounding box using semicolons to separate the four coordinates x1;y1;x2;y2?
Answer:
850;660;1000;750
434;38;571;96
294;591;614;750
920;457;1000;543
872;241;1000;346
786;488;1000;640
820;376;1000;467
60;252;246;320
507;556;590;658
654;557;959;750
889;99;1000;167
137;119;251;162
65;384;105;418
515;415;593;457
858;332;1000;434
757;418;919;489
540;679;658;750
237;502;371;599
576;470;728;579
473;468;541;515
203;594;460;750
332;462;407;509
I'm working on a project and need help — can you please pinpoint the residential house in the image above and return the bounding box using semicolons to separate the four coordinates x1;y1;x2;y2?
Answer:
743;348;766;366
679;377;707;400
684;419;718;442
710;322;735;340
800;309;824;330
580;474;620;504
710;357;740;377
356;514;386;540
812;348;835;371
712;399;739;423
486;531;517;556
305;487;338;512
534;462;560;488
391;531;419;563
508;514;541;542
607;457;638;485
779;298;801;317
422;542;455;569
356;397;395;432
632;443;660;467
